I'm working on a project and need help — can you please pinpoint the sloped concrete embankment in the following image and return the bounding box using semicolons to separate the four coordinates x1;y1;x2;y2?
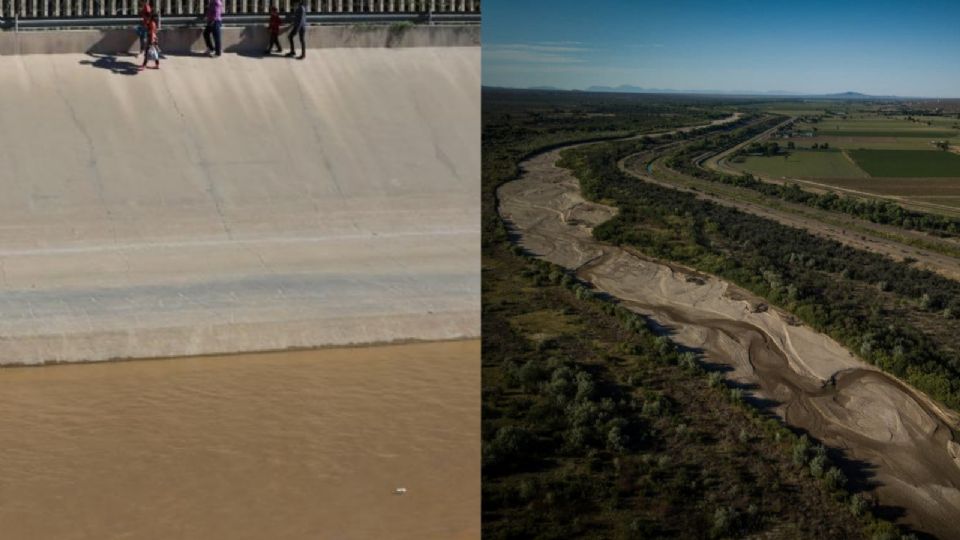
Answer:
0;36;479;364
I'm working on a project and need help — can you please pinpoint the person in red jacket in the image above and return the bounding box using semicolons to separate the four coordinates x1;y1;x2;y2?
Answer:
137;0;153;55
265;5;282;55
141;13;160;70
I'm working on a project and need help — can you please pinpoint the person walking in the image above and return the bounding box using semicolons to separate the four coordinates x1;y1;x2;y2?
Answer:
285;0;307;60
265;5;282;55
203;0;224;57
140;13;160;70
137;0;153;56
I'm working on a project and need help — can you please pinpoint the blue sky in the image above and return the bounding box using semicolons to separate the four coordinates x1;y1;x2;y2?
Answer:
482;0;960;97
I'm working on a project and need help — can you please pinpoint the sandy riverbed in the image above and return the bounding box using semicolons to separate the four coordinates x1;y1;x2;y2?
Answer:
498;140;960;539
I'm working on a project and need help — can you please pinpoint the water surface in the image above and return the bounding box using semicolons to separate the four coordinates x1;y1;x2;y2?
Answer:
0;340;479;540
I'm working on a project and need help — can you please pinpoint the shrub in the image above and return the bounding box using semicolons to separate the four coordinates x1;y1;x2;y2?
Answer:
574;371;596;402
485;425;536;470
517;360;546;391
642;399;662;417
711;507;738;538
607;425;628;453
823;466;846;489
678;351;699;372
563;426;590;452
849;493;868;517
809;454;827;479
792;435;810;465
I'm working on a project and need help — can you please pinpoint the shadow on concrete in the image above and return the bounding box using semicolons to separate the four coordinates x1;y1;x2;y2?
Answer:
85;31;138;56
78;53;141;76
224;26;269;56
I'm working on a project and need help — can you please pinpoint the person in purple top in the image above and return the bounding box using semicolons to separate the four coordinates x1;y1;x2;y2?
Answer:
202;0;223;57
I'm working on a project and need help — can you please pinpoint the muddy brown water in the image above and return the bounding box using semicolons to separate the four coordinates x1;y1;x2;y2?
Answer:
0;340;479;540
498;134;960;539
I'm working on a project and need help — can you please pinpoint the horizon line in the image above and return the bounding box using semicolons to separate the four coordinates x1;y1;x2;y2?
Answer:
482;84;960;101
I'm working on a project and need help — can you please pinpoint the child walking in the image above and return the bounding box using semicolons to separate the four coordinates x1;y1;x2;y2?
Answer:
265;5;282;55
141;13;160;70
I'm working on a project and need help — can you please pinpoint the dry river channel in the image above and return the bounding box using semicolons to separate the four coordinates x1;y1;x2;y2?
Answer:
497;124;960;539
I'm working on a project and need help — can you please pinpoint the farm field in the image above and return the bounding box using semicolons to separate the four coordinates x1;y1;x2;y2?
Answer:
793;117;958;138
727;110;960;214
782;136;935;150
731;149;867;178
849;149;960;177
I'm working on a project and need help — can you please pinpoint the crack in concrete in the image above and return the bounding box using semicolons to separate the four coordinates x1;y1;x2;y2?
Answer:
159;73;235;240
51;61;120;247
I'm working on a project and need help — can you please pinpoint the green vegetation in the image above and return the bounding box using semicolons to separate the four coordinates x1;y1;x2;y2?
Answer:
562;136;960;411
734;149;868;178
670;122;960;235
794;117;958;139
785;137;935;150
483;247;874;539
482;89;921;539
482;89;729;251
850;149;960;177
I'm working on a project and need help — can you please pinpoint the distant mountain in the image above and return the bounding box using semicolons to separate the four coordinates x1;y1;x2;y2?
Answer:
586;85;652;93
820;91;887;99
486;85;910;99
583;85;810;96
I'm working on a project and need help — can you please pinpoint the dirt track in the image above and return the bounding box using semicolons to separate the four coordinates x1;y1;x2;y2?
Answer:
498;136;960;539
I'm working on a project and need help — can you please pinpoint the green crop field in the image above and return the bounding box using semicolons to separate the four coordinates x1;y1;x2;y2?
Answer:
731;149;867;178
849;150;960;177
791;116;959;139
814;129;957;138
782;136;935;150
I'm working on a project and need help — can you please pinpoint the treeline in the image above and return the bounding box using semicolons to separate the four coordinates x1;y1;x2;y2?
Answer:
667;129;960;237
559;138;960;410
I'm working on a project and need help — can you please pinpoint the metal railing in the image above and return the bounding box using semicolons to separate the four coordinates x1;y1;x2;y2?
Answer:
0;0;479;19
